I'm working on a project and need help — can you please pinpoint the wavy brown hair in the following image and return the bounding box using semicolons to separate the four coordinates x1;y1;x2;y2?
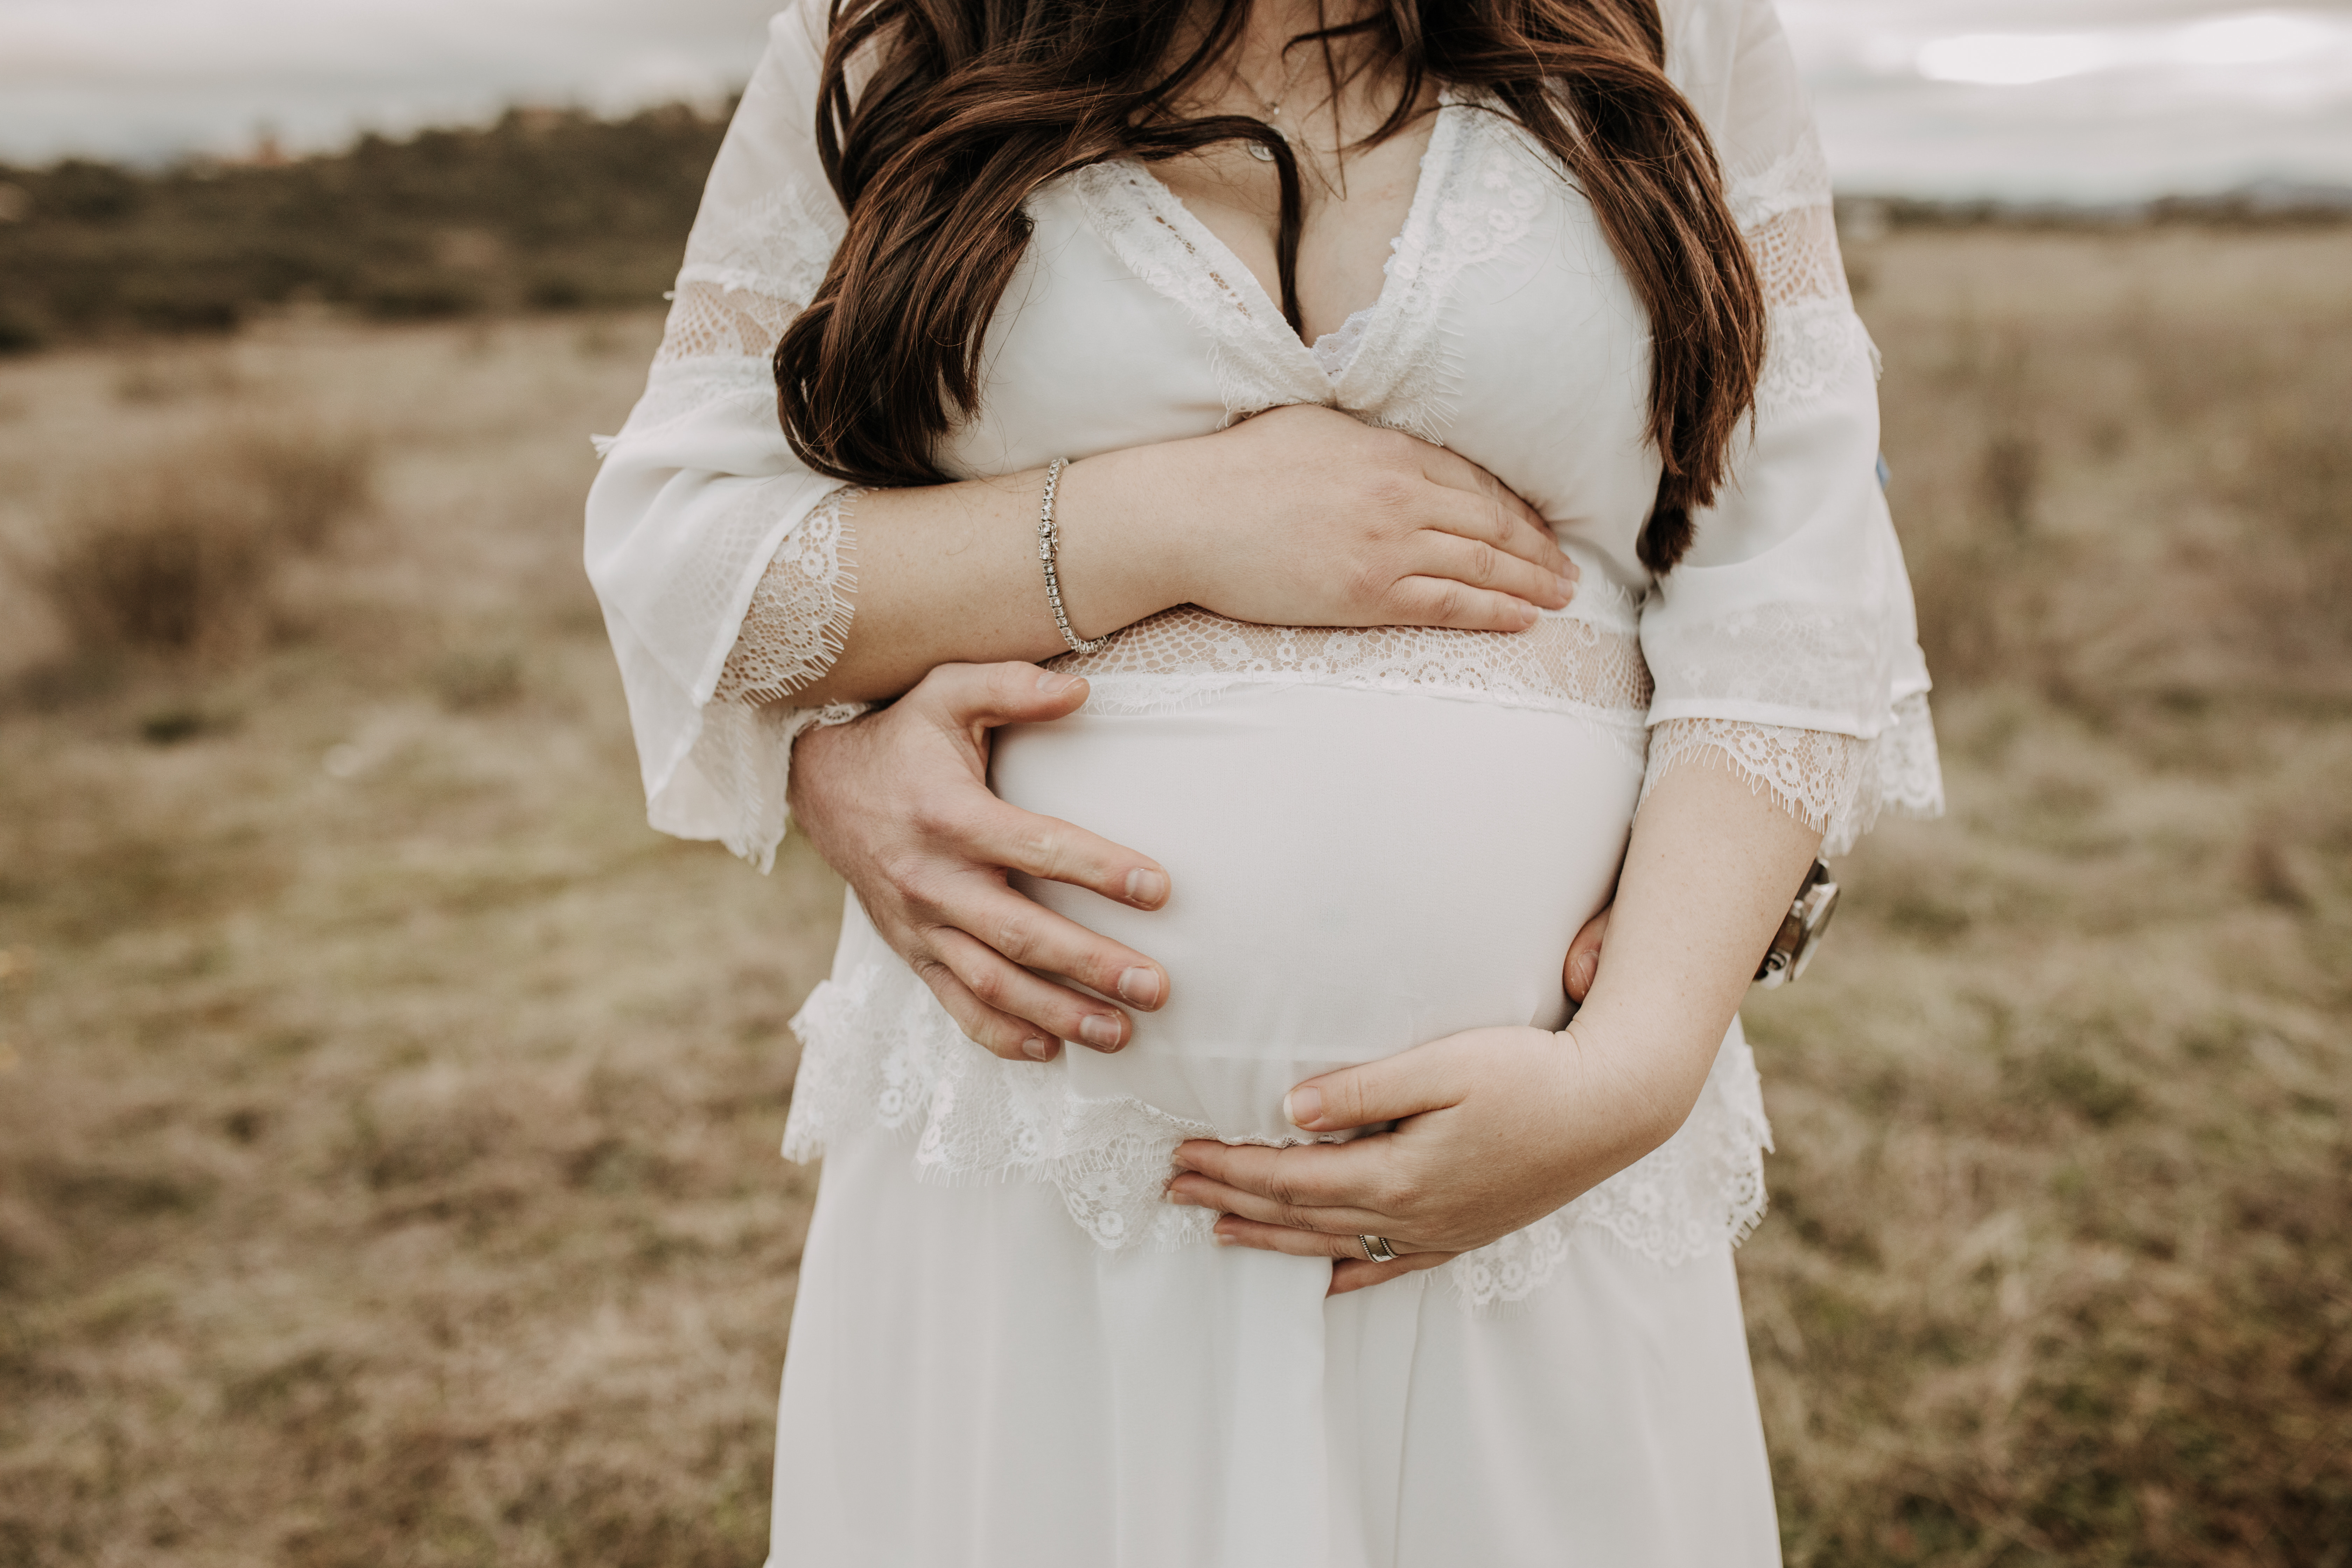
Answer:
774;0;1763;571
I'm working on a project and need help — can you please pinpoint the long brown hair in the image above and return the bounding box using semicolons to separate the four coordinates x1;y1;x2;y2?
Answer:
774;0;1763;572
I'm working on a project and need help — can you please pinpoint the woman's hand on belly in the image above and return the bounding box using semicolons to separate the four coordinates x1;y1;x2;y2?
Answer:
789;662;1175;1061
1164;1022;1675;1294
1165;762;1823;1294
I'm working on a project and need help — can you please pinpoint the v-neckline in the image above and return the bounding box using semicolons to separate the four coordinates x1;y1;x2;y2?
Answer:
1118;96;1465;390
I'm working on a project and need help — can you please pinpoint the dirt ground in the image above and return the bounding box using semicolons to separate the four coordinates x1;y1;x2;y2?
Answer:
1;223;2347;1566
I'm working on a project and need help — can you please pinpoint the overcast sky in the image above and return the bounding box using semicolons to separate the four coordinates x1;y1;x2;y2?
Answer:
4;0;2350;199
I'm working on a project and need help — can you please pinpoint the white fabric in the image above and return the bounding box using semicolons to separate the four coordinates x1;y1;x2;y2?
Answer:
587;0;1948;1241
771;1119;1780;1568
786;682;1778;1306
584;0;1941;871
584;1;1947;1557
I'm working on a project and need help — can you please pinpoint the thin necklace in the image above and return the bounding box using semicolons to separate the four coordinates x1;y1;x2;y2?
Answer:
1236;48;1311;161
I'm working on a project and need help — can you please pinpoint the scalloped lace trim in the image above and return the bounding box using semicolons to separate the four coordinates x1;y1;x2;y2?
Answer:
784;957;1776;1308
1642;693;1944;857
1066;161;1332;420
1045;600;1650;732
713;486;860;707
1343;101;1544;440
690;485;866;873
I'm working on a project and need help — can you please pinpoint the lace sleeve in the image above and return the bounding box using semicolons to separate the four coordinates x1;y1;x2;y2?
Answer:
1636;0;1944;853
1639;695;1939;856
583;0;874;873
1731;139;1881;417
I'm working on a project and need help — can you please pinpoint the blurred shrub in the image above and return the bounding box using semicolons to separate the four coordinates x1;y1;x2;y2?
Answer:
31;428;373;658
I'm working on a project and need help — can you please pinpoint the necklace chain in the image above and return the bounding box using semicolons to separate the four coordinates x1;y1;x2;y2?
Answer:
1235;46;1312;160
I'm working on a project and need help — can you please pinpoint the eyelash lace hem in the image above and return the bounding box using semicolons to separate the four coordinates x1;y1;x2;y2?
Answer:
784;956;1775;1311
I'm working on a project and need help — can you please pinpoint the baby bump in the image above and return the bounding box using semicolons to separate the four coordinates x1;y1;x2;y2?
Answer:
991;682;1645;1143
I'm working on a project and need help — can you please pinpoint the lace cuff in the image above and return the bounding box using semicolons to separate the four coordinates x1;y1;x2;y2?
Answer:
713;485;861;706
690;486;868;873
1640;694;1944;858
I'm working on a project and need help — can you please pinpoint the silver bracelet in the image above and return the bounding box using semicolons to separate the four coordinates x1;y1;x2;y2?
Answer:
1036;457;1110;655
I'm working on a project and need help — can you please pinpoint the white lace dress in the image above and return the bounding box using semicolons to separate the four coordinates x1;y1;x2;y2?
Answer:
584;1;1942;1562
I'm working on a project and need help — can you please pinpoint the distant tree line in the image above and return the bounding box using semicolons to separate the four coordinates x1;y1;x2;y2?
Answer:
3;102;2343;355
0;103;734;352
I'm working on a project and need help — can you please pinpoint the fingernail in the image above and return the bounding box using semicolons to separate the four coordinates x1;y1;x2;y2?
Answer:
1213;1232;1238;1247
1079;1015;1122;1050
1023;1036;1056;1061
1554;573;1577;601
1570;954;1597;993
1165;1190;1195;1207
1284;1087;1323;1128
1125;867;1168;907
1117;966;1162;1007
1037;671;1080;696
1517;602;1539;629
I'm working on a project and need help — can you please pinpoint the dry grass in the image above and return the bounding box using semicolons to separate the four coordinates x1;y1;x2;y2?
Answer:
0;228;2347;1566
22;427;373;663
1744;224;2352;1567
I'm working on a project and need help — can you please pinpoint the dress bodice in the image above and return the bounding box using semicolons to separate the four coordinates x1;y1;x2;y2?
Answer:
948;101;1661;604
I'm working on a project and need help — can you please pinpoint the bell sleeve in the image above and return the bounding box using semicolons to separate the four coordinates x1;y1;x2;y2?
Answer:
583;0;868;874
1638;0;1945;855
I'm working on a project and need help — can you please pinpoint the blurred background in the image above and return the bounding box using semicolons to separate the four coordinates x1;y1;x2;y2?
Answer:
0;3;2346;1565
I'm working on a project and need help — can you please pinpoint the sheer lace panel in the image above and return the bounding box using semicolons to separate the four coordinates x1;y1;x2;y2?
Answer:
657;277;808;365
1045;601;1652;728
1748;203;1848;309
626;178;841;435
713;487;860;705
1725;134;1879;416
1641;693;1943;858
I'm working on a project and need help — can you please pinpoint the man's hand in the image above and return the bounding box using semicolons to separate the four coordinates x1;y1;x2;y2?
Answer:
787;663;1172;1063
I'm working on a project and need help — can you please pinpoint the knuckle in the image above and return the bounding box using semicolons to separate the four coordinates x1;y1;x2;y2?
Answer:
1020;824;1072;881
964;965;1008;1006
905;791;965;840
990;914;1039;965
879;848;930;896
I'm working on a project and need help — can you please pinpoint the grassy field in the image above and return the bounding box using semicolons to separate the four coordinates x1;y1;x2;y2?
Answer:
1;224;2347;1566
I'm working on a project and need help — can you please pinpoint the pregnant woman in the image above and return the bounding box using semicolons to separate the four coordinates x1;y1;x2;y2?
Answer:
586;0;1942;1560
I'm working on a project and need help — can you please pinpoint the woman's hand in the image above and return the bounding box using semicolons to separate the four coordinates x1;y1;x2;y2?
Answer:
788;662;1172;1062
1072;403;1577;636
1166;1022;1686;1296
1167;762;1821;1296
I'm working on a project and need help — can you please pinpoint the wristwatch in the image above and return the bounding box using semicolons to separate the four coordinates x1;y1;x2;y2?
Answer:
1753;860;1839;988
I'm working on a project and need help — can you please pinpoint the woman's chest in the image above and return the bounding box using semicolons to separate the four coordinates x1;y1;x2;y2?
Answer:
940;103;1662;579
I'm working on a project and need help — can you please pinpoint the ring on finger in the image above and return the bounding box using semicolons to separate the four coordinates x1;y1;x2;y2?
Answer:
1358;1234;1400;1265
